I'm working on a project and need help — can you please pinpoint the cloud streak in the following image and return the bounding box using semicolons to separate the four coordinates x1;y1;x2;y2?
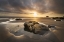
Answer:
49;0;64;14
0;0;64;14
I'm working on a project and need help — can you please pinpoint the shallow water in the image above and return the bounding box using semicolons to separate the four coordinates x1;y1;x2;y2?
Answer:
0;18;64;42
0;22;60;42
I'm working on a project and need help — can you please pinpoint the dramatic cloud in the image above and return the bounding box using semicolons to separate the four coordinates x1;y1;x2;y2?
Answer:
49;0;64;14
0;0;64;14
0;0;46;13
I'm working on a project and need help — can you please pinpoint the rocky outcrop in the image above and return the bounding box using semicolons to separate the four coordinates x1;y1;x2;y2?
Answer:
24;21;49;34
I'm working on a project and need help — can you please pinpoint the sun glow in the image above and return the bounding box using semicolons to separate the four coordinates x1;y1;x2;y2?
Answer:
33;12;37;17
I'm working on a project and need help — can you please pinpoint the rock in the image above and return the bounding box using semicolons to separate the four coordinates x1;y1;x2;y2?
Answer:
33;24;49;34
24;21;39;32
24;21;49;34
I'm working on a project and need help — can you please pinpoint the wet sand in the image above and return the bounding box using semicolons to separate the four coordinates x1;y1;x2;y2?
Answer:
0;18;64;42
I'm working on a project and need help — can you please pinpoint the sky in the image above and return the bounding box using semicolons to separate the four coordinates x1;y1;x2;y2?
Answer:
0;0;64;17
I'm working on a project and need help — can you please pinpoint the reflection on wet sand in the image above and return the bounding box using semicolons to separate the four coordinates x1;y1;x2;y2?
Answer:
0;22;60;42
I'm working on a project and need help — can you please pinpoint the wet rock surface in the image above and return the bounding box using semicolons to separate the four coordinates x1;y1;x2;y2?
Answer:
24;21;49;34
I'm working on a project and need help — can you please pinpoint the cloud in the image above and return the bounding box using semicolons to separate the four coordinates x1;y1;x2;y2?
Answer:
49;0;64;14
0;0;64;14
0;0;45;13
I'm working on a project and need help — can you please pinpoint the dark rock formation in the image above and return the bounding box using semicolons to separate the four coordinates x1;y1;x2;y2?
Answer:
24;21;49;34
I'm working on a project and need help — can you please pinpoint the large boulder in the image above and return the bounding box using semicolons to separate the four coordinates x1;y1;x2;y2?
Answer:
33;24;49;34
24;21;49;34
24;21;39;32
